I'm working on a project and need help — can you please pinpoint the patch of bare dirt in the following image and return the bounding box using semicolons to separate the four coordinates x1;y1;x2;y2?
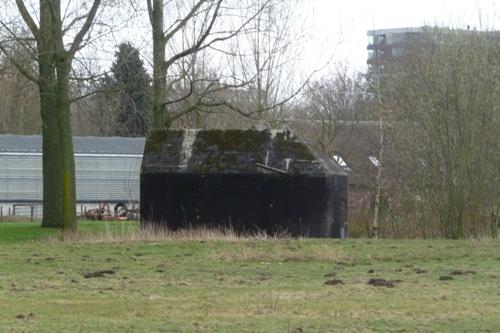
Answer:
367;278;403;288
439;275;454;281
83;269;116;278
324;279;344;286
15;313;34;320
450;270;476;275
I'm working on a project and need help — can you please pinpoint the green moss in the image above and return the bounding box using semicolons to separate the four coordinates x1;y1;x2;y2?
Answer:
195;129;270;152
144;129;184;155
143;128;320;174
191;129;270;173
273;132;315;160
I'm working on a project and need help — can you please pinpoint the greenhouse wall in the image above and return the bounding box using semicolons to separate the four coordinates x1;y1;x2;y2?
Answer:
0;136;144;216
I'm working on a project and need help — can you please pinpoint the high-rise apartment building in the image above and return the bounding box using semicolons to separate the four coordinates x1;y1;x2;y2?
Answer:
367;27;500;69
367;27;424;67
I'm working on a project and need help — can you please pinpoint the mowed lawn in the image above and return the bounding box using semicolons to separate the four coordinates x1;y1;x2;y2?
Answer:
0;222;499;332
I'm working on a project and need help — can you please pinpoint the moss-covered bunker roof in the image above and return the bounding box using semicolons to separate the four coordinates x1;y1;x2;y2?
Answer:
142;128;342;175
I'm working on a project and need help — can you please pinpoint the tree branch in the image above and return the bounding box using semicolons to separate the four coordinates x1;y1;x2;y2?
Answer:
67;0;101;60
146;0;153;25
69;86;120;103
164;0;272;70
0;41;39;84
15;0;39;39
164;0;223;69
163;0;207;44
162;79;195;106
62;14;87;35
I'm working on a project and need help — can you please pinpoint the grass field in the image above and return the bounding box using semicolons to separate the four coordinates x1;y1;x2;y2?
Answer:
0;221;499;332
0;220;139;243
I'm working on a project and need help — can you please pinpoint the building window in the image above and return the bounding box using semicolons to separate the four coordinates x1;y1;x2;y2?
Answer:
374;34;386;44
368;49;376;60
333;154;352;172
369;156;379;167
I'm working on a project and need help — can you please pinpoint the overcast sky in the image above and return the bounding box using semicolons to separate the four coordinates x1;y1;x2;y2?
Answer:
300;0;500;72
3;0;497;78
63;0;500;78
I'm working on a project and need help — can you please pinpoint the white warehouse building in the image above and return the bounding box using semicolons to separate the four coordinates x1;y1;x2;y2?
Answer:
0;135;145;218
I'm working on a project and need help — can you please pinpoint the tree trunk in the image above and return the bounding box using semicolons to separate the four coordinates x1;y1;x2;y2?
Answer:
8;0;101;229
38;0;77;230
39;82;62;228
39;80;77;230
372;114;384;239
56;63;77;230
151;0;167;128
40;87;76;230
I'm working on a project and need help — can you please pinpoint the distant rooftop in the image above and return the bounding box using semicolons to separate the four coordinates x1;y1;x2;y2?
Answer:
367;26;500;37
367;27;424;36
0;135;145;155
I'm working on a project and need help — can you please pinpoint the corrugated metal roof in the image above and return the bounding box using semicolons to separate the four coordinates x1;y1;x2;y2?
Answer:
0;135;145;155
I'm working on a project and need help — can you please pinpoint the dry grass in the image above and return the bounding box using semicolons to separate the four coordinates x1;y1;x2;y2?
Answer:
55;223;289;244
211;241;352;263
54;223;353;263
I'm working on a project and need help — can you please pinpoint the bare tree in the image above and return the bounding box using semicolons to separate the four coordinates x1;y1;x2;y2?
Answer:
388;28;500;238
370;73;387;239
296;68;367;155
0;39;41;133
71;73;120;136
147;0;261;128
146;0;321;130
226;0;301;123
0;0;102;230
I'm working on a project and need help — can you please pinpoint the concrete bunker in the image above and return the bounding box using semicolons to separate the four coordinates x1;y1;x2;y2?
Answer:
140;128;348;237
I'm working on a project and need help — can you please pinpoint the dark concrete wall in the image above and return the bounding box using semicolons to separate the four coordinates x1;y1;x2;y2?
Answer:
141;173;348;238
